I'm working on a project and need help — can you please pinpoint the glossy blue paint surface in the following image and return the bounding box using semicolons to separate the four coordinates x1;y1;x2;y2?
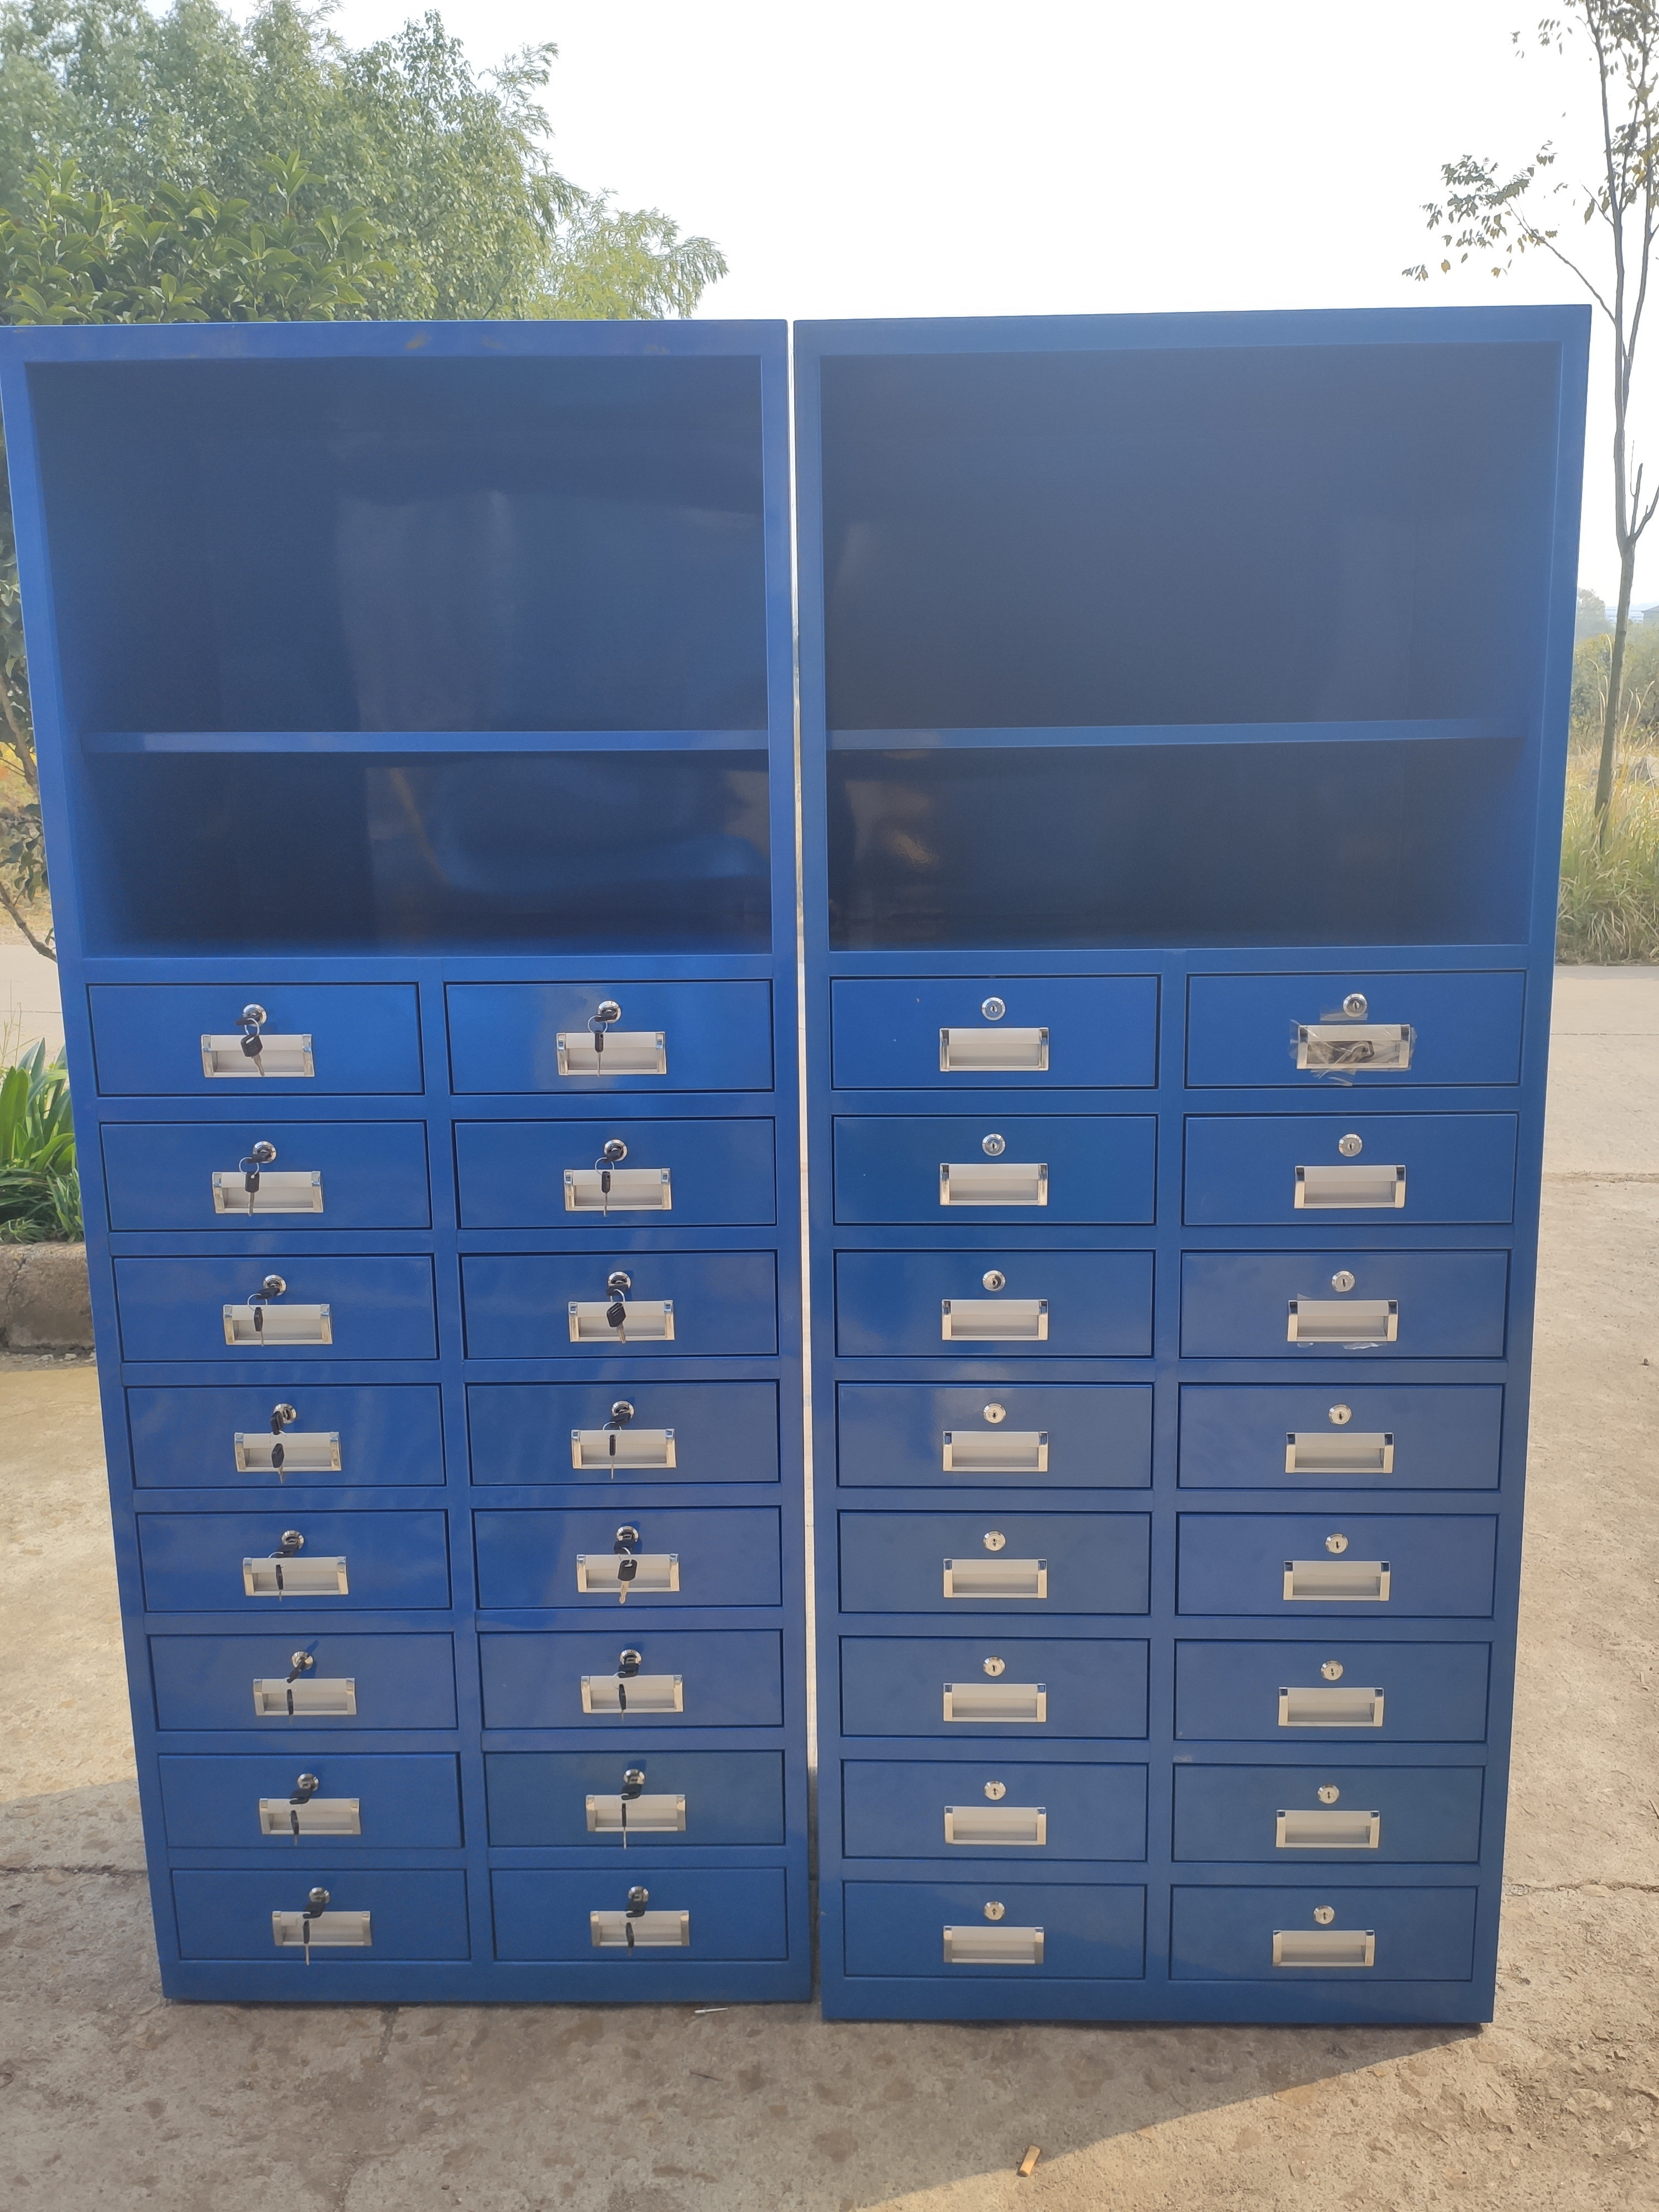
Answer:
1170;1765;1485;1864
1176;1384;1504;1490
1173;1641;1492;1741
101;1120;432;1230
125;1383;446;1488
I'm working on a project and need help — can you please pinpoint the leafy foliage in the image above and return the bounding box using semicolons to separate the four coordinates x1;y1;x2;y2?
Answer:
0;1038;79;1240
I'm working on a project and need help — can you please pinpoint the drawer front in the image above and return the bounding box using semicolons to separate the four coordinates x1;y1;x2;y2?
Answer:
1170;1884;1478;1981
1183;1115;1517;1227
839;1511;1150;1616
1172;1765;1485;1863
837;1383;1152;1490
485;1750;786;1847
1177;1514;1497;1618
468;1380;780;1486
89;984;422;1095
836;1251;1154;1359
149;1634;457;1731
158;1754;463;1848
126;1385;445;1489
843;1881;1146;1980
446;982;773;1093
833;1116;1156;1225
114;1256;438;1364
831;977;1159;1089
173;1869;469;1960
1180;1251;1509;1359
1175;1641;1491;1742
1177;1385;1503;1491
842;1759;1148;1861
491;1868;789;1961
455;1118;777;1228
101;1122;431;1231
1185;972;1525;1088
462;1252;777;1360
839;1637;1149;1740
478;1630;783;1729
474;1507;781;1610
137;1510;451;1613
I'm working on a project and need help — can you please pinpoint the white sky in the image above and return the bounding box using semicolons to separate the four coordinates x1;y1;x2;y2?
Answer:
313;0;1653;601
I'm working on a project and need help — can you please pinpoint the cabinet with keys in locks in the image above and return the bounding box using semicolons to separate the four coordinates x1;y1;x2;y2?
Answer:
796;307;1584;2020
2;317;806;1999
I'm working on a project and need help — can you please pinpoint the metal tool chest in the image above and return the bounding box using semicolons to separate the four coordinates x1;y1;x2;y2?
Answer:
2;320;809;2000
795;307;1588;2021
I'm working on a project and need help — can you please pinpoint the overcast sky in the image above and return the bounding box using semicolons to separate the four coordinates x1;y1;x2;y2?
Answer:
314;0;1652;601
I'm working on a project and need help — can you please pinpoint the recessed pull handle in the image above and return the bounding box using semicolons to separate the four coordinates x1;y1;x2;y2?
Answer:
201;1011;315;1079
571;1423;676;1470
564;1167;673;1213
234;1421;341;1475
1296;1022;1413;1071
252;1673;357;1718
1277;1684;1385;1728
1287;1298;1397;1343
1275;1807;1380;1849
1285;1430;1394;1475
259;1794;362;1837
1272;1924;1376;1968
942;1428;1048;1474
242;1552;349;1597
1283;1557;1391;1601
1294;1163;1407;1210
941;1297;1048;1342
580;1671;684;1714
942;1557;1048;1600
939;1025;1049;1073
568;1297;674;1342
944;1803;1047;1846
589;1905;690;1949
576;1552;680;1597
555;1027;667;1077
272;1900;372;1953
939;1160;1048;1206
223;1277;332;1347
943;1922;1044;1965
942;1679;1047;1723
212;1167;324;1215
587;1793;686;1834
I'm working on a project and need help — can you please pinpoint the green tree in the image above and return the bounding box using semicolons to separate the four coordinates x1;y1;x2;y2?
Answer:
1407;2;1659;842
0;1;727;956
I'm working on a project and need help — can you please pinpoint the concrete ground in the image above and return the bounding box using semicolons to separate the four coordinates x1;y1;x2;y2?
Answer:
2;969;1657;2210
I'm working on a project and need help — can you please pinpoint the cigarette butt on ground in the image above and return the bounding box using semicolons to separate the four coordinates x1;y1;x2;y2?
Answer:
1018;2145;1042;2178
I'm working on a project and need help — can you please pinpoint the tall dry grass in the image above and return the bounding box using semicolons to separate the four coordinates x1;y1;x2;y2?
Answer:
1557;756;1659;963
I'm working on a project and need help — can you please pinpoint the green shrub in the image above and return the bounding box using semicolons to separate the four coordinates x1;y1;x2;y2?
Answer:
1557;764;1659;964
0;1039;79;1240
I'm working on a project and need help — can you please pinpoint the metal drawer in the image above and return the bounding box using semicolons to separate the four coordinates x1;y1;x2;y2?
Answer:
1180;1251;1509;1358
1185;972;1525;1088
114;1256;437;1364
832;1116;1156;1224
1177;1385;1502;1490
485;1750;786;1847
158;1754;463;1848
445;982;774;1093
126;1384;445;1489
149;1633;457;1731
490;1868;789;1961
836;1383;1152;1489
478;1629;784;1729
88;984;423;1095
838;1511;1150;1615
1175;1641;1491;1741
462;1252;777;1360
474;1508;781;1610
1170;1885;1478;1981
1182;1115;1517;1226
830;977;1159;1089
839;1636;1148;1739
841;1759;1147;1860
101;1121;432;1231
455;1118;776;1227
835;1250;1154;1359
173;1869;468;1960
467;1380;780;1486
1172;1764;1484;1862
1177;1514;1497;1618
843;1881;1145;1979
137;1510;451;1613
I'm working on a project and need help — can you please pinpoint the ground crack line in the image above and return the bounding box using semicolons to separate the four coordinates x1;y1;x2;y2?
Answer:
0;1864;147;1877
1504;1880;1659;1894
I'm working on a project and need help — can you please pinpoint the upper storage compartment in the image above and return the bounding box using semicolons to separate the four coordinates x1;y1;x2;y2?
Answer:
816;340;1561;733
29;352;768;737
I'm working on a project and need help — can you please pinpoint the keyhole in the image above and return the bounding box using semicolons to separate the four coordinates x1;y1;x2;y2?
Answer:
983;1781;1006;1801
981;997;1006;1021
1321;1660;1344;1681
1330;1270;1356;1293
983;1402;1006;1425
982;1531;1007;1552
982;1656;1005;1677
983;1901;1006;1923
1313;1906;1336;1926
307;1886;330;1913
1328;1404;1352;1427
982;1270;1007;1292
981;1133;1006;1157
288;1651;315;1681
1318;1785;1341;1805
277;1530;304;1554
1342;993;1369;1019
618;1648;643;1677
1338;1133;1364;1157
1325;1533;1349;1554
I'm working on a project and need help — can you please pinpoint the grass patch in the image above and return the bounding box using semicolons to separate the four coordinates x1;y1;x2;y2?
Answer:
0;1039;81;1241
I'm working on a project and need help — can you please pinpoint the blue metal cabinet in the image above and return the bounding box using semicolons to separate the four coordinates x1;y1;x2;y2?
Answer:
159;1754;465;1849
833;1115;1156;1223
834;1251;1154;1359
831;977;1159;1088
1174;1642;1492;1741
842;1760;1149;1860
491;1869;790;1962
87;983;424;1095
836;1383;1153;1489
1182;1116;1518;1227
1168;1885;1478;1983
478;1630;785;1730
474;1507;781;1610
446;982;774;1093
467;1380;781;1486
1177;1385;1503;1491
1176;1513;1498;1618
838;1510;1150;1615
485;1750;786;1848
843;1882;1146;1980
455;1117;776;1227
137;1510;452;1613
1179;1251;1510;1359
838;1637;1150;1739
126;1384;446;1489
461;1252;778;1360
800;309;1580;2022
102;1121;432;1230
1185;972;1526;1088
7;318;806;2001
1171;1765;1485;1863
113;1255;439;1363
